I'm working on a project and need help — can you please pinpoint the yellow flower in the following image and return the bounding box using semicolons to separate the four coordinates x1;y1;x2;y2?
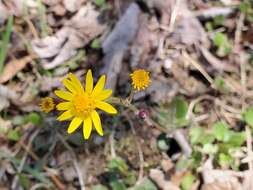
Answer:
130;69;151;91
54;70;117;140
39;97;55;113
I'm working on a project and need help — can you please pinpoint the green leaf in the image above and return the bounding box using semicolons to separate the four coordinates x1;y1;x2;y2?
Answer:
242;107;253;128
91;39;101;49
18;174;31;189
176;157;192;170
109;157;128;174
190;127;215;145
7;129;20;141
181;174;196;190
218;153;233;167
239;1;252;14
110;180;127;190
189;127;205;145
0;15;13;73
213;15;225;27
214;77;229;93
172;97;189;127
212;121;229;142
213;32;232;57
92;185;108;190
129;178;157;190
12;115;27;126
94;0;106;7
26;112;41;125
226;131;245;147
202;144;218;154
124;171;137;186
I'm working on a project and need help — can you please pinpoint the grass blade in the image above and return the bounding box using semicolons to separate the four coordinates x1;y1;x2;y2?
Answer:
0;16;13;73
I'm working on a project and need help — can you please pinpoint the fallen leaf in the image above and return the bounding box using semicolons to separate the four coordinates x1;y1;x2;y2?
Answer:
0;2;8;24
63;0;86;12
149;169;180;190
32;3;106;69
0;55;34;83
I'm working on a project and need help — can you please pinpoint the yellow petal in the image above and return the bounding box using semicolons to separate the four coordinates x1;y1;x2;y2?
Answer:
91;111;103;136
54;90;73;101
86;69;93;93
67;117;83;134
96;101;117;114
95;89;112;101
83;116;92;139
57;110;73;121
68;73;84;93
92;75;105;96
63;78;76;93
56;102;72;111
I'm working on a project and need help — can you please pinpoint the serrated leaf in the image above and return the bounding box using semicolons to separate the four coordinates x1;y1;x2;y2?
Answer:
202;144;218;154
189;127;204;145
226;131;245;147
212;121;229;142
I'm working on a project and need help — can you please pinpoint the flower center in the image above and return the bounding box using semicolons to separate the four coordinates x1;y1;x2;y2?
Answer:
73;93;95;117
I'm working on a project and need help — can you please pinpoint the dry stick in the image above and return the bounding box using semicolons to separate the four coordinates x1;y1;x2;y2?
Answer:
182;51;214;85
235;13;253;171
110;129;116;158
168;0;181;32
124;113;144;184
173;130;192;156
57;133;86;190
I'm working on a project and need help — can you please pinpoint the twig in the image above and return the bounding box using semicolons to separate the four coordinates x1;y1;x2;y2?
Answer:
168;0;181;32
57;133;86;190
182;51;214;85
110;129;116;158
173;129;192;157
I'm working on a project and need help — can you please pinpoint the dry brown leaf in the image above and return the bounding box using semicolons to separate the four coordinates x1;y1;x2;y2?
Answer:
242;171;253;190
3;0;38;16
201;181;242;190
0;55;34;83
0;1;8;24
149;169;180;190
63;0;86;12
42;0;61;6
167;0;209;47
32;3;106;69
